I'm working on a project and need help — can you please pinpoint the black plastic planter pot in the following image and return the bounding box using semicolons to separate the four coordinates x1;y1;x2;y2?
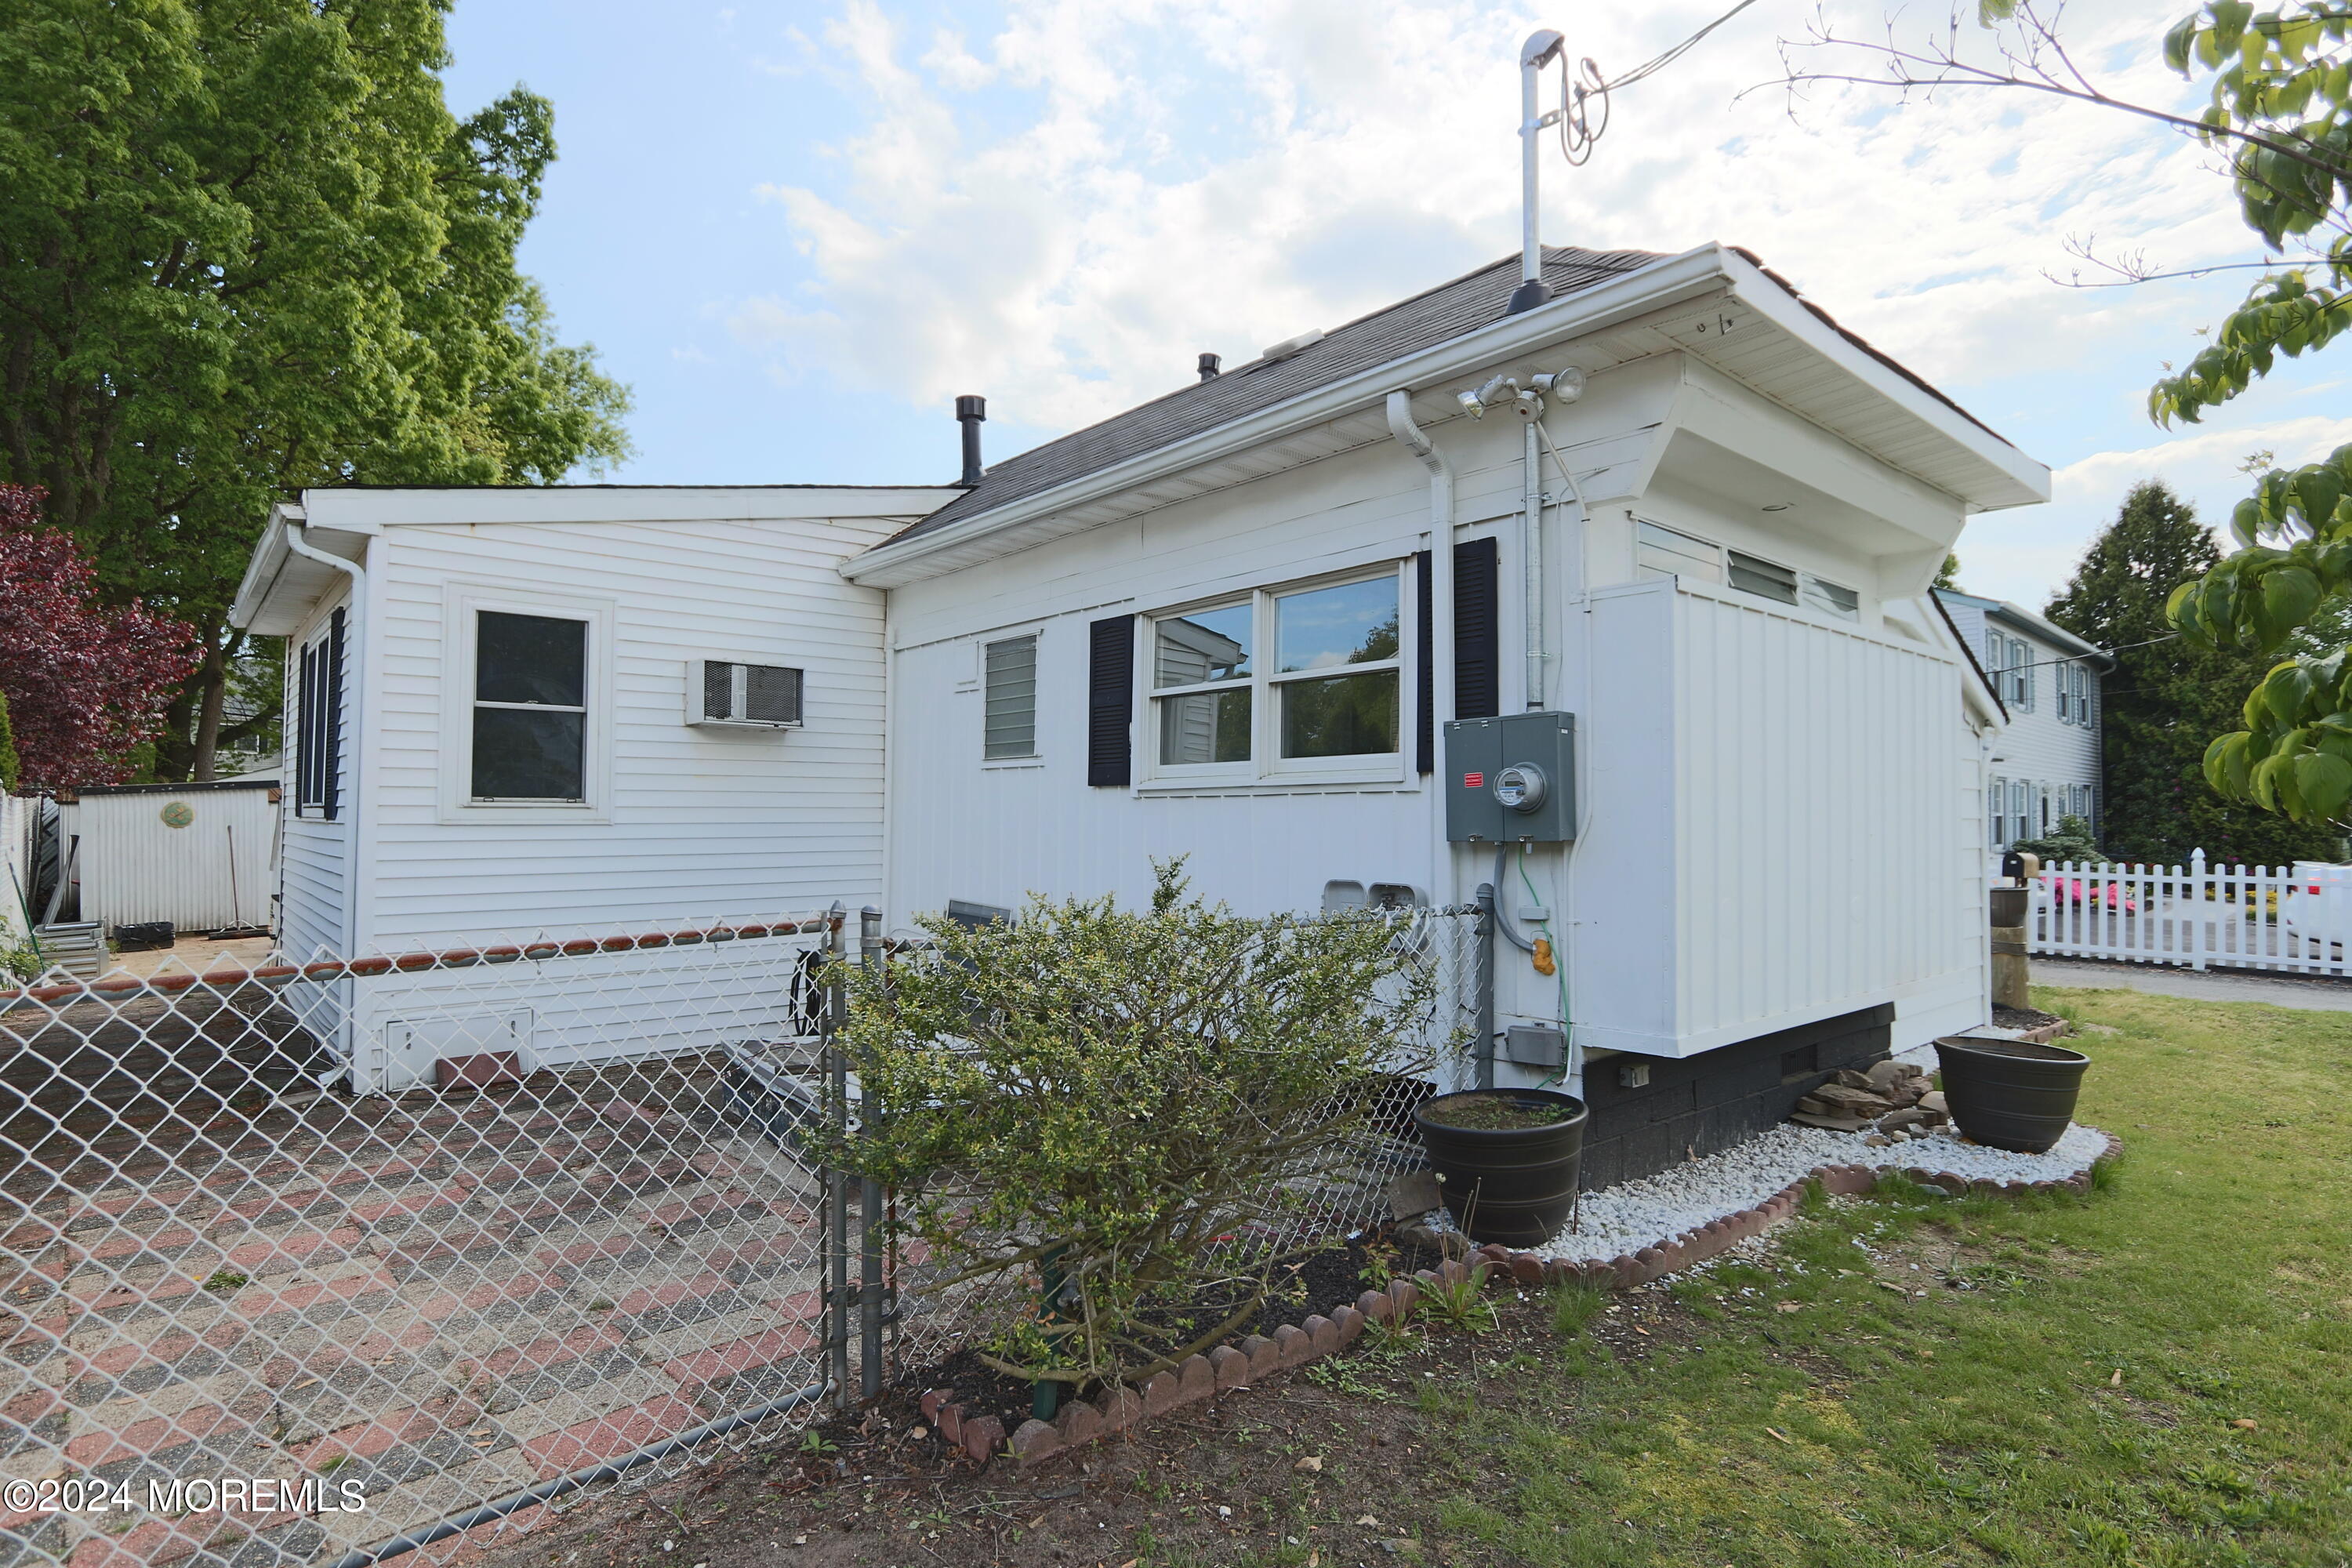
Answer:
1412;1089;1589;1247
1933;1034;2089;1154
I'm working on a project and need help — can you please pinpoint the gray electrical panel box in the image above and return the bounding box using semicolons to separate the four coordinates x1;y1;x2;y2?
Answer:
1445;711;1576;843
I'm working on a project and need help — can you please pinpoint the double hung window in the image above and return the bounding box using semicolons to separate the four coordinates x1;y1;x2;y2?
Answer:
1149;568;1403;779
471;611;589;802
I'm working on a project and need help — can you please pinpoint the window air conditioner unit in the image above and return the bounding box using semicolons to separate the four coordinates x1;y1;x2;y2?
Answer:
687;659;803;728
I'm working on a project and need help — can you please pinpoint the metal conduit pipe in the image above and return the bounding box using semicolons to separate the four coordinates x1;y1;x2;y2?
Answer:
1493;843;1537;953
1385;390;1456;903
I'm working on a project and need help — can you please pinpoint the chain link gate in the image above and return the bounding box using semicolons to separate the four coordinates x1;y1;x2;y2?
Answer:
0;907;902;1568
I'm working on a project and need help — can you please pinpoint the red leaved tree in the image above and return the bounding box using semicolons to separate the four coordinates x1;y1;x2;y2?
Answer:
0;487;201;789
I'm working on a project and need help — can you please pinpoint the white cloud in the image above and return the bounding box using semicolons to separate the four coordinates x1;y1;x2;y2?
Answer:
1955;416;2352;608
729;0;2328;602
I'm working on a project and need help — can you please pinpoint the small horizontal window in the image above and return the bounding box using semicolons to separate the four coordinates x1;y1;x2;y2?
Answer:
1800;575;1859;621
1634;521;1722;583
1727;551;1798;605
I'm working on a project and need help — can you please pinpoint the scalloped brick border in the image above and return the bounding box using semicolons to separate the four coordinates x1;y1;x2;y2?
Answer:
920;1132;2122;1467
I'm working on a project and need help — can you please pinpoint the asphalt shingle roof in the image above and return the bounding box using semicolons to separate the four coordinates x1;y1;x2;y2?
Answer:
887;245;1664;546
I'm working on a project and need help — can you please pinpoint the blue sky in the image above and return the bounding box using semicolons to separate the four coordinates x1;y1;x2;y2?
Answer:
441;0;2350;609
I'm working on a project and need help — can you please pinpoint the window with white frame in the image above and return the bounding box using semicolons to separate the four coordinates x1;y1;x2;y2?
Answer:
1634;521;1723;583
1631;522;1857;619
1149;568;1402;777
471;610;589;801
983;635;1038;760
1990;774;2008;845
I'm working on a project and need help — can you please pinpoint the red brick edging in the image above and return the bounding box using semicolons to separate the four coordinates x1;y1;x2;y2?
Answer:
921;1132;2122;1468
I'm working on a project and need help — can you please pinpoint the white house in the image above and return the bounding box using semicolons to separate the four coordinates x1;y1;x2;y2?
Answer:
233;243;2046;1182
1933;589;2110;852
227;484;955;1087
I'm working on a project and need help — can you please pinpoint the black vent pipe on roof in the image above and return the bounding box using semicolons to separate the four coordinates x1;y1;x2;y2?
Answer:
955;395;985;486
1197;353;1221;382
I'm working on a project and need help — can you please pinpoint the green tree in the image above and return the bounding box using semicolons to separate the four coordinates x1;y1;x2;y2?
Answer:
2046;481;2341;865
0;0;630;780
0;690;18;795
1934;552;1962;591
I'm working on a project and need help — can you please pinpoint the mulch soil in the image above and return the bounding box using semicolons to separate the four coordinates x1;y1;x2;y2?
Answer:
1991;1003;2069;1033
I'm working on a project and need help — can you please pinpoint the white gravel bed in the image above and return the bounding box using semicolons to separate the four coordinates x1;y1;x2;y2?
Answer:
1523;1121;2112;1265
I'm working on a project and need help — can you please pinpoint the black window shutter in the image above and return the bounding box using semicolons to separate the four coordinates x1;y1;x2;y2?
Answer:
1087;615;1135;787
324;606;346;822
1454;537;1500;720
295;645;316;815
1414;550;1435;774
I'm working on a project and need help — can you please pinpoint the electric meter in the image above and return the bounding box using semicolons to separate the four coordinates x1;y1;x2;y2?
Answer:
1494;763;1548;814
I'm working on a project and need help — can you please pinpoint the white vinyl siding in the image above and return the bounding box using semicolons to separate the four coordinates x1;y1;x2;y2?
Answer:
280;588;355;959
357;506;907;943
982;635;1039;759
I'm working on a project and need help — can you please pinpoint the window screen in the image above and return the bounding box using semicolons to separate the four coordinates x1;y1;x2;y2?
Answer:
472;611;587;800
1727;551;1798;605
1800;574;1859;620
295;609;343;818
983;635;1037;759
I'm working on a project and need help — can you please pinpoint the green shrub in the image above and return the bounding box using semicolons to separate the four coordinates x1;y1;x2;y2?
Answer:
815;859;1446;1386
2013;813;2107;868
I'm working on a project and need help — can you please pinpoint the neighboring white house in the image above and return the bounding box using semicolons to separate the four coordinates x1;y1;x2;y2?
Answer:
232;243;2049;1181
1933;589;2111;852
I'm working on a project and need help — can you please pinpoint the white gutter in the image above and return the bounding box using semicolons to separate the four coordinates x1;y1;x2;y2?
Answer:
1385;391;1455;904
281;517;367;953
843;245;1738;588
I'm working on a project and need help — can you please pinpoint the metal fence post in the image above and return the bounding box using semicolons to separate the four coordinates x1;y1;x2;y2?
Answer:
857;906;885;1403
1473;883;1497;1091
823;902;851;1409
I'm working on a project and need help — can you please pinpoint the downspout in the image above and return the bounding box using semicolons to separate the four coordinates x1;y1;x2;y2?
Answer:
1386;390;1455;905
1523;420;1546;708
281;517;366;955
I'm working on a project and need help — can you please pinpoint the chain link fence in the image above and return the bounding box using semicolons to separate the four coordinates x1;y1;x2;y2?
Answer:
0;899;1489;1566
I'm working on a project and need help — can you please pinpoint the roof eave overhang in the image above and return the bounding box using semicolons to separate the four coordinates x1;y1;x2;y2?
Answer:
229;499;377;635
845;243;2050;590
1715;249;2049;513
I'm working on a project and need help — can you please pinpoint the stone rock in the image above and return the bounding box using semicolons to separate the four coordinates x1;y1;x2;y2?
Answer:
1812;1083;1898;1116
1386;1169;1442;1220
1142;1371;1185;1417
1918;1090;1948;1115
1011;1418;1062;1463
1397;1221;1473;1260
1791;1112;1872;1132
1099;1388;1145;1433
962;1414;1005;1464
1332;1304;1366;1346
1053;1400;1102;1446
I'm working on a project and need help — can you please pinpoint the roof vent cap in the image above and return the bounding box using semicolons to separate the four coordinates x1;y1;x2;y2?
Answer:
1260;328;1324;363
1197;352;1221;382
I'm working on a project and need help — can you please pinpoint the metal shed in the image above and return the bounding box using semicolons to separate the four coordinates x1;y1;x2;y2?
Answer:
52;780;278;935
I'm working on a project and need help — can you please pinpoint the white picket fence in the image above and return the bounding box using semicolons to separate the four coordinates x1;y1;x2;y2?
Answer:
2020;851;2352;975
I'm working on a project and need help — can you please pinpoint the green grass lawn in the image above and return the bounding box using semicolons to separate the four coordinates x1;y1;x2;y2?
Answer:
1412;985;2352;1567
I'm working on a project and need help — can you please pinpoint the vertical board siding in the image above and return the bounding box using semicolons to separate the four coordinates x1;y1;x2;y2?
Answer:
1650;582;1977;1053
60;787;278;931
365;514;901;942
